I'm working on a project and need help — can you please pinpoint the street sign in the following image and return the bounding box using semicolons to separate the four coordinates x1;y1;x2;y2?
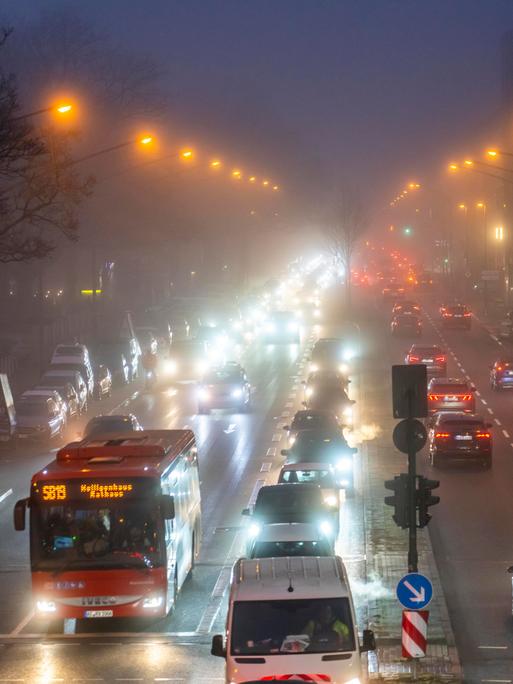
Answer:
402;610;429;658
481;270;500;281
392;365;428;418
393;419;427;454
396;572;433;609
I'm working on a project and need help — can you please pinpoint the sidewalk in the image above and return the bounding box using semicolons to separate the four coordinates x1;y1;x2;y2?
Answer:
356;336;462;681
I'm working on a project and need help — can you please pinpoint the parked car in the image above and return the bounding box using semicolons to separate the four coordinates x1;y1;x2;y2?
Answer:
93;364;112;399
40;369;88;414
82;413;143;439
20;389;67;426
16;396;66;442
51;343;91;366
34;382;81;419
49;360;94;396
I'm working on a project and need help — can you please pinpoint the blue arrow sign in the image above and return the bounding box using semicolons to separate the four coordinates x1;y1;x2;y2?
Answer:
396;572;433;610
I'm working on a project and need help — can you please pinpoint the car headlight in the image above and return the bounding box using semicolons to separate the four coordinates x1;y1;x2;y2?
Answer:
309;363;319;372
305;387;314;398
324;494;338;507
342;405;353;418
142;594;164;609
164;359;178;374
288;435;296;446
319;520;333;536
198;388;210;401
343;348;356;361
287;322;298;331
336;457;353;472
248;523;261;538
344;679;361;684
339;363;349;374
36;599;56;613
232;388;243;398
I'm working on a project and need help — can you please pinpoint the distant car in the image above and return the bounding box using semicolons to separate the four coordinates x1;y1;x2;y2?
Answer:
167;339;209;381
490;359;513;390
283;409;341;446
51;343;90;366
93;364;112;399
21;389;67;426
383;284;405;300
246;522;333;559
40;369;88;413
405;344;447;377
281;428;357;493
35;381;81;419
197;363;250;413
309;338;347;374
427;378;476;416
440;304;472;329
242;483;337;538
391;313;422;337
261;311;300;344
83;413;143;439
428;412;492;468
16;396;66;442
392;300;420;316
302;371;354;424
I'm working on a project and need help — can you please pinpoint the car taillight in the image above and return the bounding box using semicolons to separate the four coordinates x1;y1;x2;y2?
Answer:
497;365;503;371
409;355;420;362
464;312;471;317
435;432;450;438
443;313;451;318
476;432;491;439
435;356;446;362
460;394;472;401
428;394;440;400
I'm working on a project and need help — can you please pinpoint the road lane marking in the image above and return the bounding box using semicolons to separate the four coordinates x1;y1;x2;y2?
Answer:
223;424;237;434
260;462;272;472
0;488;13;504
281;411;290;417
487;408;494;414
475;390;481;396
495;418;502;426
503;430;510;438
284;401;294;408
481;398;487;405
478;645;508;649
271;433;282;442
266;447;276;457
288;392;296;399
9;609;34;636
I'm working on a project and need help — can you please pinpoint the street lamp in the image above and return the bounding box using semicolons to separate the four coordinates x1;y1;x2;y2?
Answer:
71;133;157;166
231;169;242;179
210;159;222;168
181;149;194;160
14;101;75;121
262;179;270;187
249;176;256;183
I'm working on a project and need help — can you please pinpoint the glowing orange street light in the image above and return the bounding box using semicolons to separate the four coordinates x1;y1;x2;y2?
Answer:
262;179;270;187
210;159;222;168
458;203;466;210
272;185;279;191
56;103;73;114
139;135;153;146
463;159;474;167
487;149;498;158
181;149;194;160
249;176;256;183
448;162;459;172
476;202;486;209
232;169;242;179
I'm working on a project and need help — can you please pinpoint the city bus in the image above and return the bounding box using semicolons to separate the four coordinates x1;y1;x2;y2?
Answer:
14;429;201;619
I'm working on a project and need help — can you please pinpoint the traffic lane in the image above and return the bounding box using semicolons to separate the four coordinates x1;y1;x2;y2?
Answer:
389;305;513;676
0;639;224;683
6;340;305;636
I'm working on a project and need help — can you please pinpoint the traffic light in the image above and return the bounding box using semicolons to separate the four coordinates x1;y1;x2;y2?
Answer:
417;476;440;528
384;474;409;529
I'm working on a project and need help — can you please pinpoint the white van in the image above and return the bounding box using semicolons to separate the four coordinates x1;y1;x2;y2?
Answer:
211;556;375;683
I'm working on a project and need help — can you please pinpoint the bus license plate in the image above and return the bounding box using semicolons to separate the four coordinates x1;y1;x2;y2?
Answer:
84;610;113;618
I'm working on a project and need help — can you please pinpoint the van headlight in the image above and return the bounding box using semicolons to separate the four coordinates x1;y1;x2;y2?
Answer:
288;435;296;446
314;308;321;318
196;361;208;375
143;594;164;609
36;599;56;613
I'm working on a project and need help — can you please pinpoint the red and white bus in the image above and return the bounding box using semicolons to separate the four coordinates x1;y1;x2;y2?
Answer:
14;429;201;619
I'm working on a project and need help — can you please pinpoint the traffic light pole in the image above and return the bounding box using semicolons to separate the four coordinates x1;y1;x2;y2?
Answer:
407;393;418;573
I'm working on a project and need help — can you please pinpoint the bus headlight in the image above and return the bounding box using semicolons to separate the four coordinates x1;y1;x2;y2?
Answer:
314;308;321;318
231;388;243;399
196;361;208;375
288;435;296;446
143;594;164;609
344;679;361;684
36;599;56;613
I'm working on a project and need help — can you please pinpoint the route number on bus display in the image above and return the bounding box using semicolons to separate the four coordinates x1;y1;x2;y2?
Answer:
41;484;67;501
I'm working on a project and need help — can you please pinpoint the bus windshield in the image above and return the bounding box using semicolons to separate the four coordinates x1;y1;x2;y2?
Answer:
32;500;162;572
231;597;355;655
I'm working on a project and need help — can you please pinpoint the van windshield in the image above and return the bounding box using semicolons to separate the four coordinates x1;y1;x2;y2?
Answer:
231;598;355;655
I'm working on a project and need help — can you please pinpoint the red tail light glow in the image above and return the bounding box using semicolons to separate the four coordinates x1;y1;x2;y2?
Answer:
460;394;472;401
435;356;446;362
409;355;420;362
464;312;471;317
435;432;450;438
428;394;440;400
476;432;491;439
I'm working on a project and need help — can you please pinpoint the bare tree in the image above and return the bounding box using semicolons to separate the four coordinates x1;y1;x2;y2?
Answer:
0;31;93;262
325;190;367;310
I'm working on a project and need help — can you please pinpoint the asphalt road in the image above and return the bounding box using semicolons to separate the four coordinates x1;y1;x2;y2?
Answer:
383;290;513;683
0;303;370;683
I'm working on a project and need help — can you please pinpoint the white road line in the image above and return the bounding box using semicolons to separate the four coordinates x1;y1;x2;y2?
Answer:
487;407;494;414
481;398;487;405
481;680;511;684
288;393;296;399
503;430;510;439
284;401;294;408
266;447;277;457
271;433;282;442
495;418;502;426
260;462;272;472
475;390;481;396
9;609;34;636
281;411;290;418
0;488;13;504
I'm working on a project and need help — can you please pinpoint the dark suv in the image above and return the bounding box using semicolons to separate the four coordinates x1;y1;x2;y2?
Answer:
440;304;472;329
405;344;447;377
428;412;492;468
490;359;513;390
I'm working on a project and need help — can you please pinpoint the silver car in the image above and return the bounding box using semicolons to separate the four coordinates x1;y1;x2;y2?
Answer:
16;396;66;441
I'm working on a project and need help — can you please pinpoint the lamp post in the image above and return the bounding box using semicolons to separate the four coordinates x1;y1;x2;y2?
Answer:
476;202;489;313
